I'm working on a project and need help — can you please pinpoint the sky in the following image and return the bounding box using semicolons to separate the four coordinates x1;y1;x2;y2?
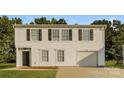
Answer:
7;15;124;24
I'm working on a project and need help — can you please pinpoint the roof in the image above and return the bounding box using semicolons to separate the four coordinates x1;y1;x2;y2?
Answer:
14;24;106;29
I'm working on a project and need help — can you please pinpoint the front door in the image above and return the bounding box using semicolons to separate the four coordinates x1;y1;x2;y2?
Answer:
22;51;30;66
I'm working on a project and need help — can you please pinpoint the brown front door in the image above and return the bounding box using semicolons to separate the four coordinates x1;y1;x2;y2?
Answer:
22;51;30;66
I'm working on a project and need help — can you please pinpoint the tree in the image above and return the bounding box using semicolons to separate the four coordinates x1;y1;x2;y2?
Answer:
30;21;34;24
91;19;114;60
58;18;67;24
11;17;22;24
91;19;124;61
32;17;67;24
0;16;22;63
112;20;124;63
113;20;121;31
74;23;78;25
51;18;58;24
34;17;50;24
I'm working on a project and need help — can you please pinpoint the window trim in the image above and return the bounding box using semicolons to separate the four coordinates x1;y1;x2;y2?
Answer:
83;29;90;41
41;50;49;62
49;29;60;41
78;29;93;41
62;29;72;41
52;29;59;41
56;50;64;62
29;29;42;41
62;29;69;41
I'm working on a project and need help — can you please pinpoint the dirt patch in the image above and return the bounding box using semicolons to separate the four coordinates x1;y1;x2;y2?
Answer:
56;67;124;78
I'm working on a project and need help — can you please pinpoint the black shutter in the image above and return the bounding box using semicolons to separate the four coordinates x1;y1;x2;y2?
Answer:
78;29;82;41
69;29;72;41
39;29;42;41
27;29;30;41
90;29;93;40
48;29;52;41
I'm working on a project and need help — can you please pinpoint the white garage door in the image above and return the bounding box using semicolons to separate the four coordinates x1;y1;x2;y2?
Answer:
76;51;98;66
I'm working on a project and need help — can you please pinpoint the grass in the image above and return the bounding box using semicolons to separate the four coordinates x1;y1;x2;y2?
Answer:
105;60;124;69
0;63;16;69
0;70;56;78
0;63;57;78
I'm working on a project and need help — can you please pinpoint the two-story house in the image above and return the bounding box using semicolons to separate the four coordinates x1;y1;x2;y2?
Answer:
14;24;106;67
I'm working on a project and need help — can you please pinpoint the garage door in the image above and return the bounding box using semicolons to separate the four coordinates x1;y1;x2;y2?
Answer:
76;51;98;66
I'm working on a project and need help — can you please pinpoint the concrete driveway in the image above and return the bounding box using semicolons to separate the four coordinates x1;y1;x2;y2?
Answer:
56;67;124;78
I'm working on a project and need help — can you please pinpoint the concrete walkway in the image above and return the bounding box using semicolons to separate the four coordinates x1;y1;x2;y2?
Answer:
2;67;16;70
2;67;57;71
56;67;124;78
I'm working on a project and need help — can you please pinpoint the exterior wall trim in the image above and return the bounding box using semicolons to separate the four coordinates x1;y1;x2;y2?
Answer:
14;24;106;29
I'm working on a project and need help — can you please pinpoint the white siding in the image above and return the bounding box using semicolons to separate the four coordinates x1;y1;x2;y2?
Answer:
98;48;105;66
15;26;105;67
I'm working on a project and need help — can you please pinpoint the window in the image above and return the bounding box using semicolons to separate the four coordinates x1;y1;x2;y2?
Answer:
83;30;90;40
62;29;72;41
31;29;42;41
57;50;64;62
48;29;59;41
42;50;49;62
78;29;93;41
48;29;72;41
31;29;39;41
62;30;69;40
52;29;59;41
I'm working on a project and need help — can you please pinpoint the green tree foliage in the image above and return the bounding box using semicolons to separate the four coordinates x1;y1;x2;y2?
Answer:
51;18;58;24
30;21;34;24
0;16;22;63
11;18;22;24
33;17;67;24
91;19;124;61
34;17;50;24
58;18;67;24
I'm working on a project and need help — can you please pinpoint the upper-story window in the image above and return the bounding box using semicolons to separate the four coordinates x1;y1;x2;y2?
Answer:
48;29;59;41
62;29;72;41
78;29;93;41
52;29;59;41
31;29;39;41
26;29;42;41
48;29;72;41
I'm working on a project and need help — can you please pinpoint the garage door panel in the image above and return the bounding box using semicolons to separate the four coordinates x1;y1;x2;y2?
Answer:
77;51;97;66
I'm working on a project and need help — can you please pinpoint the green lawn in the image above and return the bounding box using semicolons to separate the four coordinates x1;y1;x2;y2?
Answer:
0;63;16;69
105;60;124;69
0;70;56;78
0;63;57;78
